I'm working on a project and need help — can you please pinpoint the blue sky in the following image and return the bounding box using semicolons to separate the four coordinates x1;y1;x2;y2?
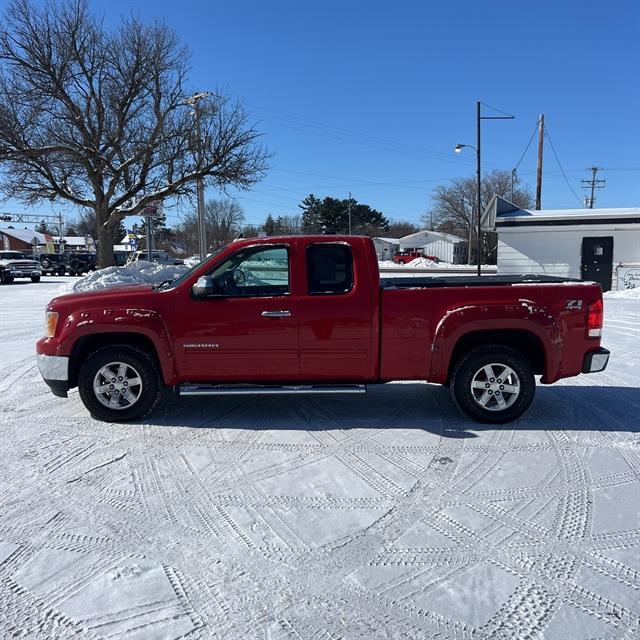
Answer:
2;0;640;229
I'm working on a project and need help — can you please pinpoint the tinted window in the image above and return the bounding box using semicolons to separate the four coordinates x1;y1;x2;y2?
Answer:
210;246;289;297
307;244;354;295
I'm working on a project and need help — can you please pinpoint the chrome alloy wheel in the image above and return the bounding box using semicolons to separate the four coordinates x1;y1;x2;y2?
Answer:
470;363;521;412
93;361;143;410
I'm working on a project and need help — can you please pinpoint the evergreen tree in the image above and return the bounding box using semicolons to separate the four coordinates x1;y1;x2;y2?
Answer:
298;194;389;235
263;214;277;235
299;194;323;233
35;219;52;234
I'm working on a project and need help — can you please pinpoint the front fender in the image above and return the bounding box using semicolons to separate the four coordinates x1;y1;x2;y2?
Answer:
428;300;562;383
56;307;177;384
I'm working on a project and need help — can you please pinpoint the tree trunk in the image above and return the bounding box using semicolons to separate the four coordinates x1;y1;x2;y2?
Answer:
96;209;115;268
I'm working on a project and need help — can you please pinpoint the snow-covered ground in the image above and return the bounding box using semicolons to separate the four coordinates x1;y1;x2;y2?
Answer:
0;276;639;639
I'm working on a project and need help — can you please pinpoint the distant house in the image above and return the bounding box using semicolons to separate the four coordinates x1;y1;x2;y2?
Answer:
0;228;46;253
486;195;640;292
372;237;401;261
399;230;466;264
54;236;94;253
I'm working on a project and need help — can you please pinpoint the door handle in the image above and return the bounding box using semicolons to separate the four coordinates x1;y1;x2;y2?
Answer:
261;310;292;318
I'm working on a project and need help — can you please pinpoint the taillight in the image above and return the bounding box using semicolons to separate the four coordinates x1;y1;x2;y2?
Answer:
587;298;603;338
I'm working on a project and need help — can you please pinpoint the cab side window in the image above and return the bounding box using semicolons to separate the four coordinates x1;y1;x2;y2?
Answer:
210;246;289;297
307;244;354;295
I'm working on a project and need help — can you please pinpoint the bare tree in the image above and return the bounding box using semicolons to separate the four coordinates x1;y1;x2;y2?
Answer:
421;170;533;262
174;198;245;254
423;170;533;236
205;199;245;245
0;0;268;266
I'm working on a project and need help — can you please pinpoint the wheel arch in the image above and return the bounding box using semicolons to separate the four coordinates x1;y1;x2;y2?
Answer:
446;329;546;383
69;332;167;389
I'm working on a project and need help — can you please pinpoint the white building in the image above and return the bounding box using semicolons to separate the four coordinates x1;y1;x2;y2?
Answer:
399;230;466;264
372;237;401;261
487;195;640;292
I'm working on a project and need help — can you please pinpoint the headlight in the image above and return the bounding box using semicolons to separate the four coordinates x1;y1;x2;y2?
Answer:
45;311;59;337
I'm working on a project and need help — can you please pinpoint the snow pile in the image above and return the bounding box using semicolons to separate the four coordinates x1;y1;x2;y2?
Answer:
605;287;640;299
183;255;203;268
379;258;447;269
59;261;189;294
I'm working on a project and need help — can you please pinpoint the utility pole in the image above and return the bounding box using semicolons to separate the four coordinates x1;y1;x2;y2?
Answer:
187;92;211;260
582;167;605;209
57;212;64;254
348;192;352;235
535;114;544;210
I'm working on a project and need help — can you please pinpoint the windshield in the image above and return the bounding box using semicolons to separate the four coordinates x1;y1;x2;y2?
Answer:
1;252;27;260
161;244;229;289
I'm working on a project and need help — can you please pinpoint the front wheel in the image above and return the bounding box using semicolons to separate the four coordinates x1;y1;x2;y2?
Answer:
78;346;161;422
450;346;535;423
31;276;41;283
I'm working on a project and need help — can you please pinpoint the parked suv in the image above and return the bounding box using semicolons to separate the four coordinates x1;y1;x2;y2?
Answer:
67;253;97;276
127;250;184;266
0;250;42;283
39;253;68;276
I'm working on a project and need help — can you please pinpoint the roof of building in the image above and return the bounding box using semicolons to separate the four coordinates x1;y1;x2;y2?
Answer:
372;237;401;244
58;236;88;246
0;228;47;243
484;195;640;228
400;230;464;244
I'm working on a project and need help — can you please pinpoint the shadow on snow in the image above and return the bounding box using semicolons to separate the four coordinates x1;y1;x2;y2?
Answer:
141;383;640;438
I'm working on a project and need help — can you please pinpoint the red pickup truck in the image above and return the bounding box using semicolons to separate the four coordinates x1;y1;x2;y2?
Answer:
37;235;609;424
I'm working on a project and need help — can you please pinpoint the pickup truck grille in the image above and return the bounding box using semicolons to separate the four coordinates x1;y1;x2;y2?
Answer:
7;261;39;270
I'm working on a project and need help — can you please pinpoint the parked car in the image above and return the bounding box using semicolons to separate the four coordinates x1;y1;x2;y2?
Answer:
37;236;609;424
127;250;184;266
393;250;422;265
39;253;68;276
0;250;42;283
67;253;97;276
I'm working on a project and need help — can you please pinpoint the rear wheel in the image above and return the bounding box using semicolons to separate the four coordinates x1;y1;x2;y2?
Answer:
78;346;161;422
450;346;535;423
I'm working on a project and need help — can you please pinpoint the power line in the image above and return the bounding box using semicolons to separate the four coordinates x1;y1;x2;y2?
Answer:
479;102;516;118
544;128;583;205
513;121;540;172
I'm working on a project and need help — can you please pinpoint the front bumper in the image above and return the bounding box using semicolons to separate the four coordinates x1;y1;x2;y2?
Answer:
36;354;69;397
582;347;610;374
9;269;41;277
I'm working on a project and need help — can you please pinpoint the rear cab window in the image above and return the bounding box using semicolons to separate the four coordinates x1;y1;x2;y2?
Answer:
306;243;354;295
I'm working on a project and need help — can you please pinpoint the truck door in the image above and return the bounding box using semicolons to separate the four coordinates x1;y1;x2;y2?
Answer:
581;236;613;292
298;242;373;380
172;244;299;381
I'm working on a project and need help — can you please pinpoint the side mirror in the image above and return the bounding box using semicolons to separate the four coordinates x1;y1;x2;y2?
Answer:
192;275;215;298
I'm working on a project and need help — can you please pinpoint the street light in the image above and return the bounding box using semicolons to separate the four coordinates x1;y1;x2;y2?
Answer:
454;101;514;276
186;91;212;260
454;141;480;273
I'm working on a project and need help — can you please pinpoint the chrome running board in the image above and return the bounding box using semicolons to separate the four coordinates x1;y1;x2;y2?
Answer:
179;384;367;396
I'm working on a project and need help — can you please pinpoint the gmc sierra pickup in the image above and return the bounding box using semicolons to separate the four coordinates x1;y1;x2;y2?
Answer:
36;235;609;423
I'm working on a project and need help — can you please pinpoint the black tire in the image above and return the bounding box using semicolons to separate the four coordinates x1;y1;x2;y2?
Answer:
3;274;13;284
78;345;162;422
31;276;41;283
450;345;535;424
0;270;6;284
41;258;52;269
58;267;66;276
